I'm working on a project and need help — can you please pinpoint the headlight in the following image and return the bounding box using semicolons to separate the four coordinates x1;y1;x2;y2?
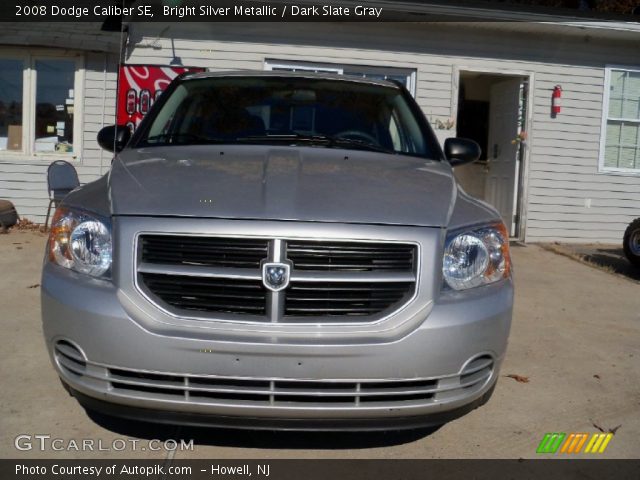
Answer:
443;222;511;291
48;207;112;278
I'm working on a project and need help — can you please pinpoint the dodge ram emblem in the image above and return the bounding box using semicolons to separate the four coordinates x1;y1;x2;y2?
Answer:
262;263;290;292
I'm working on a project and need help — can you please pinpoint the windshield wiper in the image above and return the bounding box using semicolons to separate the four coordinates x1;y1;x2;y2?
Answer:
326;136;395;154
145;133;226;145
238;133;395;154
238;134;327;144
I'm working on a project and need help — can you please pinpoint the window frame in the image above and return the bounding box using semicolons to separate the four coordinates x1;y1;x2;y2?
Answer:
264;61;343;75
0;48;84;162
599;64;640;175
264;59;417;96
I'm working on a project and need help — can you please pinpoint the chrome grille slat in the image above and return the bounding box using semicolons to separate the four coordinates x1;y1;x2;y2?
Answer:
285;284;410;291
137;235;417;322
138;262;262;280
290;270;415;283
104;361;492;406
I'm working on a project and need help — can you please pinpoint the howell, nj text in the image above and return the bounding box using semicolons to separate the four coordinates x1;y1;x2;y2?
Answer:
208;464;270;476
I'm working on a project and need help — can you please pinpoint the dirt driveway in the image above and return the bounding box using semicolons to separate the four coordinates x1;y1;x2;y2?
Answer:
1;230;638;459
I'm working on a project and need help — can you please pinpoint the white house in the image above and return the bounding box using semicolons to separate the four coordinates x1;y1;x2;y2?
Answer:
1;4;639;243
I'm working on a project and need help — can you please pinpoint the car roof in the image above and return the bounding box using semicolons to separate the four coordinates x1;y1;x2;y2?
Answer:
180;70;403;89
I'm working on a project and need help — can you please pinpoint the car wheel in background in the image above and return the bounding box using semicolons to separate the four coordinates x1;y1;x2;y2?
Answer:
0;199;19;232
623;218;640;268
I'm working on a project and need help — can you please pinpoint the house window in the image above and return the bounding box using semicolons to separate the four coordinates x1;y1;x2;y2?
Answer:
266;61;342;75
600;67;640;173
0;51;82;158
0;59;24;151
35;59;76;154
264;60;416;95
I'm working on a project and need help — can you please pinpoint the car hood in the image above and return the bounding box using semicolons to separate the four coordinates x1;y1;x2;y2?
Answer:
109;145;456;227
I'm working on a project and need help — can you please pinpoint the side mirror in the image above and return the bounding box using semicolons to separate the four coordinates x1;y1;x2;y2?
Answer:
444;138;481;167
97;125;131;153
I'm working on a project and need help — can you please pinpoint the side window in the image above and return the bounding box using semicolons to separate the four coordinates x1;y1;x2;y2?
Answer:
392;96;426;155
147;84;188;140
389;112;403;151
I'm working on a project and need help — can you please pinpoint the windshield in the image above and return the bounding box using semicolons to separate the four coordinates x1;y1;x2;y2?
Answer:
138;76;438;157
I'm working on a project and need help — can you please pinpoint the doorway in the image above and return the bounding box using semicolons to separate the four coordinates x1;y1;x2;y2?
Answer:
454;71;530;238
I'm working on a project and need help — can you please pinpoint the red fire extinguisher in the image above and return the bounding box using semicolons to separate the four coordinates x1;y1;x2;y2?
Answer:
552;85;562;116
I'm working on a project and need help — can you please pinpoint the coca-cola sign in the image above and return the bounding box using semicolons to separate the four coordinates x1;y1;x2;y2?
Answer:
117;65;205;132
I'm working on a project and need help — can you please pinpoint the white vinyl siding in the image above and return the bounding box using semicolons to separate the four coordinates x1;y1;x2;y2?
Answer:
599;67;640;173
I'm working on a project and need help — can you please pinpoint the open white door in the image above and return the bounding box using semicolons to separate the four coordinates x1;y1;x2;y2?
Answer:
484;79;522;235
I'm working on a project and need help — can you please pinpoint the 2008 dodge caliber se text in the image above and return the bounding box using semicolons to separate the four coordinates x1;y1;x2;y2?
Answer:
42;72;513;431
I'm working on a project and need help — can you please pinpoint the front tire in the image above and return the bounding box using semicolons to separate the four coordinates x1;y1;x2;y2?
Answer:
623;218;640;267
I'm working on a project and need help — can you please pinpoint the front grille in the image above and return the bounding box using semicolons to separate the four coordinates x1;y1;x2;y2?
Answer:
140;273;267;316
137;235;417;323
140;236;269;269
285;281;414;317
108;368;439;406
287;241;415;271
104;356;493;407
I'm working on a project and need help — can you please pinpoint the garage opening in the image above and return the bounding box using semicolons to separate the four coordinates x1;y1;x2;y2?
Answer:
454;71;529;238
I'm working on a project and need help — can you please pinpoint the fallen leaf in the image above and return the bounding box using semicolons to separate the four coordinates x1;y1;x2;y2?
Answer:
27;284;40;289
505;374;530;383
15;218;41;231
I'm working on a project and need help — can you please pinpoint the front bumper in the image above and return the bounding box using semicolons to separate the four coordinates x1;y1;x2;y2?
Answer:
67;383;497;431
42;267;512;431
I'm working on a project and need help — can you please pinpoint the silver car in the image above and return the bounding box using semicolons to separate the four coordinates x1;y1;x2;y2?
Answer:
42;72;513;431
